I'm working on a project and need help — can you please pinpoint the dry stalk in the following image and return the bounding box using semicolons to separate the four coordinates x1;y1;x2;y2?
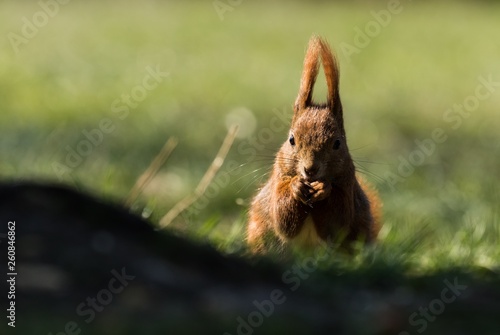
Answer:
159;125;239;228
124;137;178;207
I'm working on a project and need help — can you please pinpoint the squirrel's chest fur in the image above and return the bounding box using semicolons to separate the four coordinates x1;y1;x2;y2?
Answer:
291;215;322;247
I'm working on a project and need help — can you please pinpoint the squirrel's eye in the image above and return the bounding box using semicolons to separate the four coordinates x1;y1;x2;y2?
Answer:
333;139;341;150
289;134;295;146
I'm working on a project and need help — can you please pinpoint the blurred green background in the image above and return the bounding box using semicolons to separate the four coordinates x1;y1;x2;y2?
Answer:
1;0;499;271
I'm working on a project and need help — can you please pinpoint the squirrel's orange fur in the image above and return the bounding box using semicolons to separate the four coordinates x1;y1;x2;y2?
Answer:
247;36;382;254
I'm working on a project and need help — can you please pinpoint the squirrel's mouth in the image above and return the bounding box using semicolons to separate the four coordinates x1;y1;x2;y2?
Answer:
300;163;325;182
303;177;321;184
301;170;324;182
302;175;315;182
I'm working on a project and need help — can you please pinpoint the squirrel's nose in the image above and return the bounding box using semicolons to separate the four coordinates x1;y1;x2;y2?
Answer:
303;165;319;178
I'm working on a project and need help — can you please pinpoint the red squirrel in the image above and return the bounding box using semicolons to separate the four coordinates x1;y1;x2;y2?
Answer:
247;36;382;254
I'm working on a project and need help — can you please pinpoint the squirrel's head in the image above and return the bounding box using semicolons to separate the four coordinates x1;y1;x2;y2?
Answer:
279;36;354;184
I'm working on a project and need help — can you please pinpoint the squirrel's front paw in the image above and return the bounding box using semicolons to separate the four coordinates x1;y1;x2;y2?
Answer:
291;177;313;205
308;181;332;203
291;178;331;205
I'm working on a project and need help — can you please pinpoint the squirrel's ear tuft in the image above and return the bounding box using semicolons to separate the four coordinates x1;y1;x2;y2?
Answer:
294;36;321;113
293;36;343;127
317;38;340;112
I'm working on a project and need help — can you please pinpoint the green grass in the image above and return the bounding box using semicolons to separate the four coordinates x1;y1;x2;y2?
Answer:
1;0;499;274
